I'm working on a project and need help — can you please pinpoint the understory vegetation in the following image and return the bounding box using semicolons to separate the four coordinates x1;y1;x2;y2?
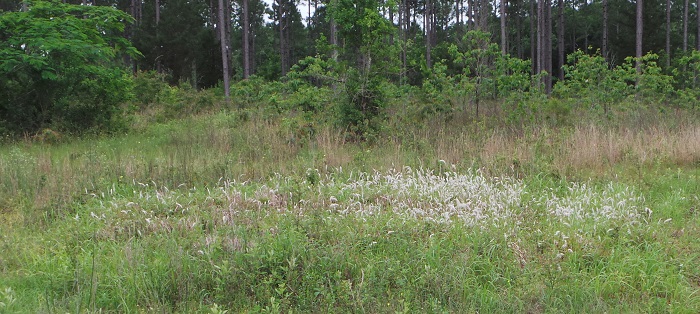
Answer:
3;1;700;312
1;76;699;311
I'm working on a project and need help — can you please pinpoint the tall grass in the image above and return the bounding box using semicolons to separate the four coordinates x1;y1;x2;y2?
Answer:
1;107;699;312
1;109;698;221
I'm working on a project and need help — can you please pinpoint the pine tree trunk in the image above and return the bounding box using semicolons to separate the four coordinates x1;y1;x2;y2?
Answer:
279;0;289;76
479;0;488;31
537;0;543;77
545;0;552;93
501;0;507;56
683;0;689;52
468;0;474;30
530;0;536;75
389;4;394;46
697;0;700;51
456;0;461;25
155;0;160;24
666;0;671;67
243;0;251;79
557;0;564;81
636;0;643;75
426;0;432;69
603;0;608;60
219;0;230;101
517;0;523;59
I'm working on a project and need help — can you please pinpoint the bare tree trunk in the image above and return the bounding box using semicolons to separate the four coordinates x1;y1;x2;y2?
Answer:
501;0;507;55
545;0;552;93
557;0;564;81
399;0;404;82
636;0;643;75
426;0;432;69
537;0;552;93
530;0;536;75
389;3;394;46
697;0;700;51
468;0;474;30
243;0;251;79
219;0;231;101
479;0;488;31
456;0;461;25
516;0;523;59
155;0;160;24
537;0;543;80
330;16;338;61
683;0;689;52
666;0;671;67
602;0;608;61
278;0;289;76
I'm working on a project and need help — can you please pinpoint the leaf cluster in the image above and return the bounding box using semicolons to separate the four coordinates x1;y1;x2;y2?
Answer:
0;0;140;135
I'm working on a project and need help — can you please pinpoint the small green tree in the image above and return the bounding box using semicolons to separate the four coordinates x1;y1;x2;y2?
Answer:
554;49;633;114
674;51;700;109
327;0;397;139
0;0;140;135
447;31;531;120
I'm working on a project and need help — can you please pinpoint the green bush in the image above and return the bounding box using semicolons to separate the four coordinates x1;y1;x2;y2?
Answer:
338;71;386;140
132;71;171;108
0;0;139;135
554;49;632;114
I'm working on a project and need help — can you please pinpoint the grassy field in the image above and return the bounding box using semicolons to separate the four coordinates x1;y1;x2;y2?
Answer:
1;109;699;313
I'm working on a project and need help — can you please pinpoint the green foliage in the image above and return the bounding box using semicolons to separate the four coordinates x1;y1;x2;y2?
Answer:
673;51;700;109
132;71;171;108
0;0;140;134
554;49;633;114
421;31;533;120
420;62;458;117
327;0;396;140
338;71;386;140
631;53;675;105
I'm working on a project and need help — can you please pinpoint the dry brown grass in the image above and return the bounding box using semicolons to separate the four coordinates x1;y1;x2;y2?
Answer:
388;119;700;178
1;112;698;219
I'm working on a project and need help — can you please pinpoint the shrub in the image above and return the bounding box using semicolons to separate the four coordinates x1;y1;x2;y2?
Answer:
0;1;139;134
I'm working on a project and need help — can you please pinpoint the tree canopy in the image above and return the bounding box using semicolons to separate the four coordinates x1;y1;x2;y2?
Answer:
0;0;140;134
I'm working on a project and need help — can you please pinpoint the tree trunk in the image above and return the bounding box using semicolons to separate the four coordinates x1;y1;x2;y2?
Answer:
557;0;564;81
683;0;689;52
501;0;507;56
636;0;643;75
666;0;671;67
537;0;552;93
545;0;552;93
155;0;160;24
243;0;251;79
219;0;231;101
516;0;523;58
456;0;461;25
479;0;488;31
330;16;338;61
530;0;536;75
389;3;394;46
697;0;700;51
426;0;432;69
399;0;405;82
278;0;290;76
468;0;474;30
537;0;543;81
603;0;608;60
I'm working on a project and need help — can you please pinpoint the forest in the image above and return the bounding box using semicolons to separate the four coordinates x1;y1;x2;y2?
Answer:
1;0;700;312
1;0;700;136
